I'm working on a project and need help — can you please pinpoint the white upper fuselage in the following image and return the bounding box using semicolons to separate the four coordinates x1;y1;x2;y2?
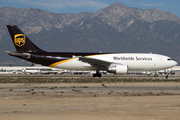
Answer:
53;53;177;71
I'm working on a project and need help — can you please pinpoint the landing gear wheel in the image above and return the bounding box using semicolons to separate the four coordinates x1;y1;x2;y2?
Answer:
154;74;158;77
165;75;168;79
93;73;102;77
93;74;96;77
97;73;102;77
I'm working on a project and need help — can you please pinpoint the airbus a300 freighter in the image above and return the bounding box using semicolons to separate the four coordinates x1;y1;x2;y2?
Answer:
6;25;177;77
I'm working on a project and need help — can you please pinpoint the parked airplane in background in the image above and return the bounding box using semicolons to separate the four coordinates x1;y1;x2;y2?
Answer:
6;25;177;77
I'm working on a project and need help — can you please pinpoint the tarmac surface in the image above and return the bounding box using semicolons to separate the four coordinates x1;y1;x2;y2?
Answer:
0;75;180;120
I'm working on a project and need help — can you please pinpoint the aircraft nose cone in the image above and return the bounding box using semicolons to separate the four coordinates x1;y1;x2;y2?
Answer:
171;60;178;67
174;61;178;66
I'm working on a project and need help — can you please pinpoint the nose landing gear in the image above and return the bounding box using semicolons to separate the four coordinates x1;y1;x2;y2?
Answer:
165;74;168;79
154;74;158;77
154;71;169;79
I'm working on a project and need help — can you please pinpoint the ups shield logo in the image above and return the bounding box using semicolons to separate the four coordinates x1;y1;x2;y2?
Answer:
14;34;25;47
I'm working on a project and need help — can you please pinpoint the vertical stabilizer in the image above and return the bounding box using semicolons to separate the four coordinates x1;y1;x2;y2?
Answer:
6;25;46;53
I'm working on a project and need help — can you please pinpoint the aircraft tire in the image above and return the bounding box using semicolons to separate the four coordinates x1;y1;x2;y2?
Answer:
93;74;97;77
93;73;102;77
165;75;168;79
154;74;158;77
97;73;102;77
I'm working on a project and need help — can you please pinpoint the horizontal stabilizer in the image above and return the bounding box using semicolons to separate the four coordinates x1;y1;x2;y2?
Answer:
5;51;30;59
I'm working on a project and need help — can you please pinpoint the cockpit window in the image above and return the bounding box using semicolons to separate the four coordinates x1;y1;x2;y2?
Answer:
167;58;172;61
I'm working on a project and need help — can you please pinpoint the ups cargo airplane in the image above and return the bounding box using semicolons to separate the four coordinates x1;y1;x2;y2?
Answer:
6;25;177;77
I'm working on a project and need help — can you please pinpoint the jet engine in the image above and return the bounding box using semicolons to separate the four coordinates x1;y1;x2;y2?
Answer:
107;64;128;74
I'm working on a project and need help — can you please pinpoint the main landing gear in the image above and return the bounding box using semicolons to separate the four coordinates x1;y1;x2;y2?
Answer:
93;66;102;77
93;73;102;77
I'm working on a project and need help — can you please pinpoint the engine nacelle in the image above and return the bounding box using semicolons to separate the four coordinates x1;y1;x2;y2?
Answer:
107;64;128;74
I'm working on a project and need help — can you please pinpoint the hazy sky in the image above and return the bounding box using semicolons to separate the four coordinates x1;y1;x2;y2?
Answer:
1;0;180;17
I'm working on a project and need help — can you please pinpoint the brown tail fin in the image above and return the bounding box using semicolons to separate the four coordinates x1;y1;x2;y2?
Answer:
6;25;46;53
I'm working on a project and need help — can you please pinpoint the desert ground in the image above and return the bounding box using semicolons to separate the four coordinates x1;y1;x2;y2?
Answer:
0;75;180;120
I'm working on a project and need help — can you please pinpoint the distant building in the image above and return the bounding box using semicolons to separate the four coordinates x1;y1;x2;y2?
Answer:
0;66;64;74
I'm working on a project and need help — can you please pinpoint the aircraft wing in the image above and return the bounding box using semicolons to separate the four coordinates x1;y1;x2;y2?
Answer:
79;56;120;67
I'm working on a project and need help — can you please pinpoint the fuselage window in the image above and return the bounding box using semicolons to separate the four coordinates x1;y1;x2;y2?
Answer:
167;58;172;61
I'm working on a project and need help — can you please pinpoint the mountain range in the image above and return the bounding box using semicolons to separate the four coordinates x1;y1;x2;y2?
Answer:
0;3;180;66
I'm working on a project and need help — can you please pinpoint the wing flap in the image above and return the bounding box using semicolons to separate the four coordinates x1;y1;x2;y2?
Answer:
79;57;112;67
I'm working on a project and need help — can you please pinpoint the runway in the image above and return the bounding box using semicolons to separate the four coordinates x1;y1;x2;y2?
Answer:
0;82;180;97
0;75;180;120
0;74;180;96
